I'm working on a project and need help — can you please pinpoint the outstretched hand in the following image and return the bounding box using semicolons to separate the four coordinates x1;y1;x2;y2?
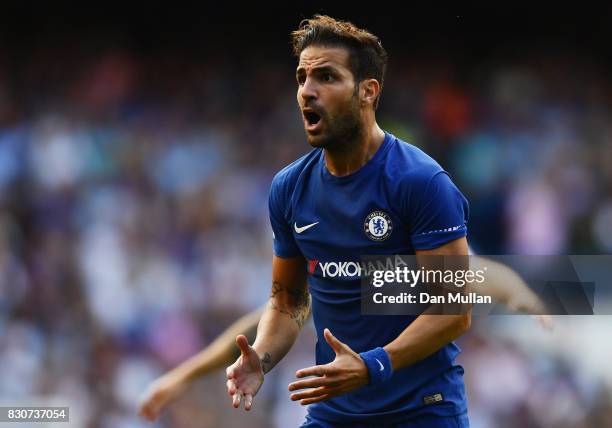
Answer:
138;373;187;421
507;289;554;330
226;335;264;411
288;328;368;405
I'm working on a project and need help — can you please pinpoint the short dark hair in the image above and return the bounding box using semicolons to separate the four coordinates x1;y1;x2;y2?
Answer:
290;15;388;109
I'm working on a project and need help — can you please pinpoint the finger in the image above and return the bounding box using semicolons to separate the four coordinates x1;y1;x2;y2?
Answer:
323;328;344;354
300;394;331;405
244;393;253;411
138;404;154;421
535;314;554;331
227;379;237;395
138;391;159;421
232;392;241;408
226;366;235;379
290;386;330;401
289;376;334;391
296;364;328;378
137;406;147;420
137;401;148;415
141;411;155;422
236;335;251;356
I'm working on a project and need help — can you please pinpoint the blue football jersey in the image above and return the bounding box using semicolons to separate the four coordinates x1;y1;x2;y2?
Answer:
269;131;469;424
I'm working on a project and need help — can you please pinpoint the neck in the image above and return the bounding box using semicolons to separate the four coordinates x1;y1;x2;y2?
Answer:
324;121;385;177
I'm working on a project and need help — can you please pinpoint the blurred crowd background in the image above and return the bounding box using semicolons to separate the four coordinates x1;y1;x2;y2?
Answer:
0;6;611;428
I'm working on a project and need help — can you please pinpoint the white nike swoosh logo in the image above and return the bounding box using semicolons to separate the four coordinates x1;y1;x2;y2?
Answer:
294;222;319;234
376;358;384;371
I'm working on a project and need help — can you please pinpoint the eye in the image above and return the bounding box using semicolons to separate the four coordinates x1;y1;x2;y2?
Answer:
323;73;334;82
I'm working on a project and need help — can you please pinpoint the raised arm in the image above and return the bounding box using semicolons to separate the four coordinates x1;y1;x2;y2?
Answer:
468;256;553;329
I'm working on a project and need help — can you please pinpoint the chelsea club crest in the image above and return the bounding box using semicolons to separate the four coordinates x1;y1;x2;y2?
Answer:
364;210;393;241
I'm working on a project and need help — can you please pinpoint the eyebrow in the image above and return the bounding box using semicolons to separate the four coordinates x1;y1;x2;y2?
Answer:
296;65;340;77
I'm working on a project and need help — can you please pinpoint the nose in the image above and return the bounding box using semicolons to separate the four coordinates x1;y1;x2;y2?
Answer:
300;76;318;103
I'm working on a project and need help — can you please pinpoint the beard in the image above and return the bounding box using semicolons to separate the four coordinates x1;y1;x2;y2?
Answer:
305;95;363;152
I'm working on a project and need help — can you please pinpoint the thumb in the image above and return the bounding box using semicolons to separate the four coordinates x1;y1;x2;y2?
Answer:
324;328;344;354
236;334;252;356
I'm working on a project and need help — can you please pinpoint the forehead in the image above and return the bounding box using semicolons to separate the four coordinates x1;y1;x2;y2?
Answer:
297;46;350;72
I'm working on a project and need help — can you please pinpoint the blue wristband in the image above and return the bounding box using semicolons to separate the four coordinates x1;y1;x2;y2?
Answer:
359;347;393;385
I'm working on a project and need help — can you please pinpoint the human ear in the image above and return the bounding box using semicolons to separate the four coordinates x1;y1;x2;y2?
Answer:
360;79;380;107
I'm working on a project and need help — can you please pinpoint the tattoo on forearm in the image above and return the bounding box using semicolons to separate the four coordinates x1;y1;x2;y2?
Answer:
268;281;310;328
260;352;272;374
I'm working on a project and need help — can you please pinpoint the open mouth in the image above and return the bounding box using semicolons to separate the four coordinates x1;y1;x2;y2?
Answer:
304;111;321;126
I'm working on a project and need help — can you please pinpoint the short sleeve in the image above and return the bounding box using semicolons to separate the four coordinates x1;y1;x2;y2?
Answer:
268;175;302;258
408;171;469;250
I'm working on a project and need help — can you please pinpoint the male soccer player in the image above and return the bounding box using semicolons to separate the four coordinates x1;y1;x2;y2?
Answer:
225;15;472;427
